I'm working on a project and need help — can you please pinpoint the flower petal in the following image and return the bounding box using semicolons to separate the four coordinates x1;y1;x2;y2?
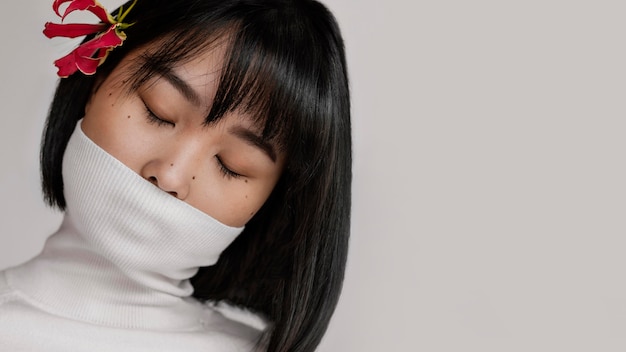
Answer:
52;0;71;17
53;53;78;77
53;49;100;77
76;26;125;53
43;22;107;39
53;0;113;24
74;55;102;75
52;25;126;77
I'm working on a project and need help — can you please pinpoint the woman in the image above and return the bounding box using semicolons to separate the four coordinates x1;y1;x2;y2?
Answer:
0;0;351;351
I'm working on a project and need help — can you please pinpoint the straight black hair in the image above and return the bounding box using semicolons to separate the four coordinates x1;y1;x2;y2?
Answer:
41;1;351;351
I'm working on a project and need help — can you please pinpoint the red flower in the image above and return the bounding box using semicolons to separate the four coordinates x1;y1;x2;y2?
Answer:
43;0;136;77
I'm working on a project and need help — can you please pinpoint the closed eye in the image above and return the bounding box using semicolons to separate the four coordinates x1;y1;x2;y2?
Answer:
215;155;243;179
143;101;175;127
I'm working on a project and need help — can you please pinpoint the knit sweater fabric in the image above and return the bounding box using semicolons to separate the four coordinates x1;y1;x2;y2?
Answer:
0;121;265;351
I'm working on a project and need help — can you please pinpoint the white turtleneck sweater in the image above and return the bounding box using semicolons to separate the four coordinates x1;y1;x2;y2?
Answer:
0;121;266;351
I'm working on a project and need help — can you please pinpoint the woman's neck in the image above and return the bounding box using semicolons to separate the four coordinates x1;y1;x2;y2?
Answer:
6;121;243;330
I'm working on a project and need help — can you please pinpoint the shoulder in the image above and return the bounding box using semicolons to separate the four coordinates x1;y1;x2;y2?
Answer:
193;300;269;352
0;270;17;305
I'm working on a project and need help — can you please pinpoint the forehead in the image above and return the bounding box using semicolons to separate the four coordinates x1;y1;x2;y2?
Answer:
128;38;229;101
170;40;230;97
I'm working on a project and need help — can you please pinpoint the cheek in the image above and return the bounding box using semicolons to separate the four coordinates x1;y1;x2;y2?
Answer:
83;96;165;174
191;179;277;228
83;89;143;156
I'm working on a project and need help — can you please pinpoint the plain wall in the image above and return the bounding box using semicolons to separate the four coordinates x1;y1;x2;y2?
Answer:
1;0;626;351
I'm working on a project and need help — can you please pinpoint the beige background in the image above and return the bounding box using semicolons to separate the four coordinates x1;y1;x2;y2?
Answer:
2;0;626;350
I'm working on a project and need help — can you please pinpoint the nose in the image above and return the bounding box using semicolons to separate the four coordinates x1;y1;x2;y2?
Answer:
147;175;183;198
140;150;197;200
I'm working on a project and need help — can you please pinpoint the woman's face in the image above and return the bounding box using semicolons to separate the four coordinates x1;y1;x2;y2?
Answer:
81;44;285;227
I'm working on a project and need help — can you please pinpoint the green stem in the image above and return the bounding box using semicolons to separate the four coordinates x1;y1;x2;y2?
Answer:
118;0;138;24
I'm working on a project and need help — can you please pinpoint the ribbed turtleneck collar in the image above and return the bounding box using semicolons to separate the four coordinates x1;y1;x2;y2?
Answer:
7;121;243;331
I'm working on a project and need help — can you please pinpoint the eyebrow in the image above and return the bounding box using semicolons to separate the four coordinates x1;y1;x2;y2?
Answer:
228;126;277;163
156;67;202;107
149;64;277;162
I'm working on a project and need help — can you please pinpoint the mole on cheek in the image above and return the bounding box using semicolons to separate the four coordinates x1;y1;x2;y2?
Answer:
127;115;131;119
192;176;196;180
170;163;174;167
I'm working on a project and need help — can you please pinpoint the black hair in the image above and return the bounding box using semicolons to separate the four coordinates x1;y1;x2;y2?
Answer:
41;0;351;351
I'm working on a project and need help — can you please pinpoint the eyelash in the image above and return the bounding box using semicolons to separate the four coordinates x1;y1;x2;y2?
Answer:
142;100;243;180
143;102;174;127
215;155;243;179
